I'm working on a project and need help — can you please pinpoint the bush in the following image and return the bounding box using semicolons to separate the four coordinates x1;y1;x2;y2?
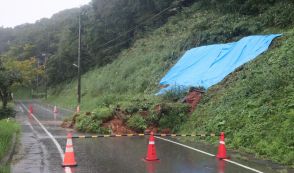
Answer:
145;113;160;126
75;114;101;133
92;106;113;122
74;108;111;134
0;107;15;120
127;114;147;132
157;103;190;132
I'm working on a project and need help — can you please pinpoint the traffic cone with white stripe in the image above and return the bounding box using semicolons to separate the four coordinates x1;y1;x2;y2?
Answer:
62;133;77;167
145;132;159;161
216;132;227;159
53;105;58;113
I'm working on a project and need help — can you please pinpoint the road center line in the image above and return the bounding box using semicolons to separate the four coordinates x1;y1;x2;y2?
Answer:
155;136;264;173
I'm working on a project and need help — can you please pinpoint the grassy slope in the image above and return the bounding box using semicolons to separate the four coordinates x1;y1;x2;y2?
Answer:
48;3;278;110
47;2;294;166
182;30;294;165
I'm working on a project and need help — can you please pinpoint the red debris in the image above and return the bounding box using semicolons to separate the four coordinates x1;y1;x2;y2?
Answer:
185;89;204;112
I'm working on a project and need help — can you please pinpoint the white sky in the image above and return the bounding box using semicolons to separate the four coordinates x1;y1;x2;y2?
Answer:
0;0;91;28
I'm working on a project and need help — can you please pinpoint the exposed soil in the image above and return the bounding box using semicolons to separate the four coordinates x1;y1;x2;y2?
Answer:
184;89;204;111
61;90;204;134
102;118;135;134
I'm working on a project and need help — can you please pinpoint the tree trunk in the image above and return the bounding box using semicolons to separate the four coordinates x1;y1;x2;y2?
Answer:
0;89;8;108
2;98;7;108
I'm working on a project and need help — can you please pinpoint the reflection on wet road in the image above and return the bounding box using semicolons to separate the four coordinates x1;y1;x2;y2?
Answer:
12;100;290;173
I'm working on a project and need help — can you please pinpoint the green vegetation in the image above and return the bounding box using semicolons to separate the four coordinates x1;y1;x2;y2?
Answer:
0;165;9;173
127;114;147;132
75;106;112;133
0;0;186;87
46;0;294;166
0;57;42;108
47;0;294;109
0;119;19;172
0;107;15;119
181;30;294;166
72;98;190;133
0;0;293;167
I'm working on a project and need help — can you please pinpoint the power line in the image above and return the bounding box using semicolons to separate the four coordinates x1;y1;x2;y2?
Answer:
102;36;133;54
80;3;175;64
95;4;175;50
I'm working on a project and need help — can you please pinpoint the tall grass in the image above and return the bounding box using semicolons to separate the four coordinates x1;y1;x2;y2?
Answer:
0;119;19;159
0;119;19;172
0;165;9;173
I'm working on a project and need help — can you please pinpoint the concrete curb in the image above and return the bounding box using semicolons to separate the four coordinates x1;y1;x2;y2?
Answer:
0;133;17;165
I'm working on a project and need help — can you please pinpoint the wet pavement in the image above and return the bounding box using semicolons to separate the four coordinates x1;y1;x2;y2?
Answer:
11;100;293;173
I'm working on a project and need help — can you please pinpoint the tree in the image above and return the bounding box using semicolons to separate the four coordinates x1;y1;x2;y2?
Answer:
0;60;20;107
0;57;42;108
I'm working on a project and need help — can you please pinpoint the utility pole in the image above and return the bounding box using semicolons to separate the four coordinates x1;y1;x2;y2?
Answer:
44;32;49;100
44;55;48;100
77;7;81;106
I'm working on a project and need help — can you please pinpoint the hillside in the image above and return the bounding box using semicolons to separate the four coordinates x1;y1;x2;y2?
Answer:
0;0;183;88
182;30;294;166
46;0;293;167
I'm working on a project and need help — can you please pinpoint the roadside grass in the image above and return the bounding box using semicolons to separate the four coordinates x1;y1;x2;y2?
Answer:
46;1;294;166
0;165;9;173
0;119;19;172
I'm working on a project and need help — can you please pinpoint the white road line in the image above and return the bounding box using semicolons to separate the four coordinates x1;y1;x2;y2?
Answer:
224;159;264;173
39;136;67;139
20;103;72;173
20;103;65;160
155;136;215;156
19;106;24;112
155;136;264;173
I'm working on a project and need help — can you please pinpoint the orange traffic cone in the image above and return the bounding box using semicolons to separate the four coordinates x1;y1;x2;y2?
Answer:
76;105;80;113
216;132;228;159
145;132;159;161
29;104;33;114
62;133;77;167
53;105;58;113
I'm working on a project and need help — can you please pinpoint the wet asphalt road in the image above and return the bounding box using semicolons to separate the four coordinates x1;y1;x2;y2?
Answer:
11;100;291;173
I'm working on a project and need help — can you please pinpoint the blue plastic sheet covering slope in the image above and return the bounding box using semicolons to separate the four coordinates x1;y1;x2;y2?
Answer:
157;34;281;95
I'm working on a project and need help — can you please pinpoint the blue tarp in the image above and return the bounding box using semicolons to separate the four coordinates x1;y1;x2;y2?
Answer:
157;34;281;95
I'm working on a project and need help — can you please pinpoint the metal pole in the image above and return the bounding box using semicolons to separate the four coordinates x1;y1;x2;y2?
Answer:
77;8;81;105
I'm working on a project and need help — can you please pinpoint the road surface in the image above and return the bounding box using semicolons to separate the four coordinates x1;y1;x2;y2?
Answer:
11;100;291;173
